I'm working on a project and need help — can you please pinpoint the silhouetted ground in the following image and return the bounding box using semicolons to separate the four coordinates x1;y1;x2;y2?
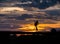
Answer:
0;31;60;43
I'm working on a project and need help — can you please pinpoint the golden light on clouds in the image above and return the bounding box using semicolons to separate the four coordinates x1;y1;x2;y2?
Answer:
0;7;26;11
18;24;60;32
45;4;60;10
0;7;46;15
0;7;28;15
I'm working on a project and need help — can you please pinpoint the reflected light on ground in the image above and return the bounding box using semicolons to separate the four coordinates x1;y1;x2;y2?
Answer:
16;34;33;37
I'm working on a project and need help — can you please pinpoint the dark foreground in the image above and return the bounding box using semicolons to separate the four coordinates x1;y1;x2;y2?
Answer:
0;31;60;43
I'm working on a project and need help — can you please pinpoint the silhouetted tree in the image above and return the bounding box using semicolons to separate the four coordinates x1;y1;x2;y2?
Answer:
34;20;39;31
51;28;56;32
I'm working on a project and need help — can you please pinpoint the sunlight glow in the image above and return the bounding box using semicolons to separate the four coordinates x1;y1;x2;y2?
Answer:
18;24;60;32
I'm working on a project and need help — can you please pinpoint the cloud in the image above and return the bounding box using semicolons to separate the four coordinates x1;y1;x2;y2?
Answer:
0;3;15;7
0;7;26;11
0;0;60;9
16;14;33;20
45;4;60;10
0;7;27;15
31;0;58;9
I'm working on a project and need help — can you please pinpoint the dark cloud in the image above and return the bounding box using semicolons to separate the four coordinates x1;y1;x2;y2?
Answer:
0;0;60;9
31;0;59;9
29;9;60;21
0;0;16;2
16;14;33;20
0;9;60;21
0;14;6;16
13;0;60;9
0;12;59;24
46;10;60;21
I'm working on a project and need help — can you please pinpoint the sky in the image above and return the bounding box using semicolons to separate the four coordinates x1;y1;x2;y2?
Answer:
0;0;60;32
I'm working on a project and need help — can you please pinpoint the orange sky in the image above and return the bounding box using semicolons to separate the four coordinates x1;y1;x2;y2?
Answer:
18;24;60;32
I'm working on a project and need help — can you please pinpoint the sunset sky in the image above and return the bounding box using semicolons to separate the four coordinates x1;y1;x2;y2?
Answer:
0;0;60;32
